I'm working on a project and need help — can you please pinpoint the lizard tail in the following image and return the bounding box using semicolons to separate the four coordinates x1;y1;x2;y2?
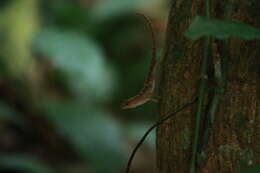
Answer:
136;13;157;60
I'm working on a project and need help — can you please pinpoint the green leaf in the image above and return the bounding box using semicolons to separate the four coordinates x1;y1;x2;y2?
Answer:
34;28;116;101
185;16;260;40
236;164;260;173
41;99;124;173
0;153;55;173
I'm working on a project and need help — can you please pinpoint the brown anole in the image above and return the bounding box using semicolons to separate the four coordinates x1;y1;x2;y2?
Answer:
121;14;198;173
121;14;168;109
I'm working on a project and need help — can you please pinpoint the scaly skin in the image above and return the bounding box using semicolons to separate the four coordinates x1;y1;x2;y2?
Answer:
121;13;170;109
121;57;159;109
121;13;159;109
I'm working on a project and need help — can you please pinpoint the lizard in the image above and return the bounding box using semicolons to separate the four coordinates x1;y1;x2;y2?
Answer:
121;13;168;109
122;14;199;173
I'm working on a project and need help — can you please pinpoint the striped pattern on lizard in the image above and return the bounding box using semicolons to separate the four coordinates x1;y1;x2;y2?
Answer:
121;14;168;109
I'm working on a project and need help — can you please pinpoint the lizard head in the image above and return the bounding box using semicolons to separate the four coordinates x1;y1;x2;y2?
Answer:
121;98;137;109
121;95;150;109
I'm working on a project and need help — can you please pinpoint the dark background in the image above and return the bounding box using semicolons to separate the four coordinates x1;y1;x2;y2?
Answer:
0;0;169;173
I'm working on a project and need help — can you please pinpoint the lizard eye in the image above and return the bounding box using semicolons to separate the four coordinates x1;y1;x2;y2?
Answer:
121;101;129;108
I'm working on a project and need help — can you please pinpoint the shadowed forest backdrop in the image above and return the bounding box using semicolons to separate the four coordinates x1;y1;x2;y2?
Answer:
0;0;169;173
0;0;259;173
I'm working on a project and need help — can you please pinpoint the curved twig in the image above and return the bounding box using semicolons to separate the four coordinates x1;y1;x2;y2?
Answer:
126;98;198;173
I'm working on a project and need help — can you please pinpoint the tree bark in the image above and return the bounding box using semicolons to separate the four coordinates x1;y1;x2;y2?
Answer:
157;0;260;173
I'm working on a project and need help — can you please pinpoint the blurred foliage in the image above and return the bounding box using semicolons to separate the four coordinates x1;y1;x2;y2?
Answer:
0;0;165;173
89;0;146;21
0;154;55;173
0;101;25;127
0;0;259;173
0;0;38;77
40;99;124;173
126;122;155;148
0;0;13;9
35;28;115;102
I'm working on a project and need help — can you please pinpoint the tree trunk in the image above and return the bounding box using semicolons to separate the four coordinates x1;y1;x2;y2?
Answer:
157;0;259;173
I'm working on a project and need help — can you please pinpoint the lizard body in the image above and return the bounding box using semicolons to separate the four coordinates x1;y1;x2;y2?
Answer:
121;14;167;109
121;57;159;109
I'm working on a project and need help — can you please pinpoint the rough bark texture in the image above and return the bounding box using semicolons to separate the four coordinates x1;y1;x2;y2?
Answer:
156;0;260;173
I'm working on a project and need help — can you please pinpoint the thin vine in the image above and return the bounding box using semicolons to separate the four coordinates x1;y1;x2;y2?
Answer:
197;1;232;167
189;0;211;173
